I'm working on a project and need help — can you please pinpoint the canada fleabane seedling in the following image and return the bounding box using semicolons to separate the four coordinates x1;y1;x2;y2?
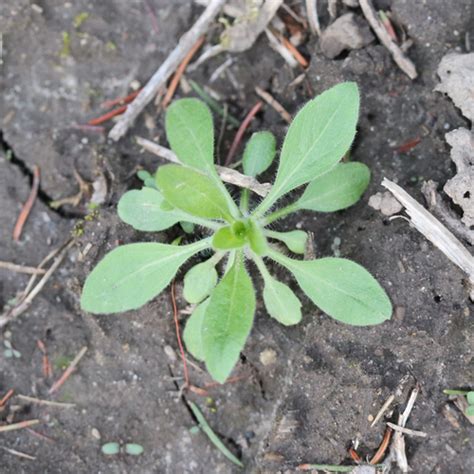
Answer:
81;82;392;383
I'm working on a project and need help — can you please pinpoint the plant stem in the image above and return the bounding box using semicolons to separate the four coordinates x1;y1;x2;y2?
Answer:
251;253;271;283
260;203;298;225
240;188;250;215
443;389;470;395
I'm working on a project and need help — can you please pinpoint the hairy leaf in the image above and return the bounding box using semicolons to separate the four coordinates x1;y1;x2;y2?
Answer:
165;98;215;173
297;162;370;212
242;131;277;177
263;277;302;326
183;299;209;361
247;220;268;255
202;255;255;383
117;188;182;231
81;240;208;314
257;82;359;214
156;164;233;222
270;252;392;326
265;230;307;254
183;261;218;304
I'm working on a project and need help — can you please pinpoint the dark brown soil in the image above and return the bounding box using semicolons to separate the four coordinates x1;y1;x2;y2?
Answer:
1;1;473;473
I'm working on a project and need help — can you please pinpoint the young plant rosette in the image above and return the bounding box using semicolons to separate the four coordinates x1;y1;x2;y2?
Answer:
81;82;392;383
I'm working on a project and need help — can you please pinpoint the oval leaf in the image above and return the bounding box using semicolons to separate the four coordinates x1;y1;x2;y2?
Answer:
266;230;307;254
272;253;392;326
263;277;302;326
101;442;120;455
156;164;233;222
242;131;276;178
124;444;144;456
81;240;208;314
165;98;215;173
257;82;360;214
297;162;370;212
118;188;182;231
183;262;218;304
183;299;209;361
202;255;255;383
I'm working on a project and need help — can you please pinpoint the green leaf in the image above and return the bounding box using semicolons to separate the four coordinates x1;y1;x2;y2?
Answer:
212;225;246;250
189;402;244;468
118;188;182;231
256;82;359;215
180;221;195;234
81;240;208;314
202;254;255;383
270;251;392;326
467;391;474;405
165;98;215;173
124;444;144;456
466;405;474;417
242;131;276;177
156;164;234;222
297;162;370;212
265;230;307;254
183;299;209;361
101;442;120;455
183;261;218;304
263;277;302;326
247;220;268;255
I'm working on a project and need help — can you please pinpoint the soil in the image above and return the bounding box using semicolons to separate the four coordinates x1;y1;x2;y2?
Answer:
1;1;473;473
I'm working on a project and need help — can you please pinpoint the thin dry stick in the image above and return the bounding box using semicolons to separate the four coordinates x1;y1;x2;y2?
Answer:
371;394;395;427
135;136;272;197
109;0;226;140
0;389;14;407
48;346;88;395
0;446;36;460
369;426;393;465
305;0;321;35
13;165;40;242
255;86;291;123
265;28;298;68
170;281;190;389
17;395;76;408
0;261;46;275
0;239;75;328
162;36;205;108
0;419;39;433
382;178;474;297
386;422;427;438
360;0;417;79
225;101;263;166
277;32;309;68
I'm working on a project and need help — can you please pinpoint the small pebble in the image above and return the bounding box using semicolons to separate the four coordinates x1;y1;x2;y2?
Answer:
91;428;101;439
367;414;374;422
130;80;141;91
259;348;277;366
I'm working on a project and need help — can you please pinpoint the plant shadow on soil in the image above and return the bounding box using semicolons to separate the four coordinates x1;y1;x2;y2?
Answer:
1;0;473;472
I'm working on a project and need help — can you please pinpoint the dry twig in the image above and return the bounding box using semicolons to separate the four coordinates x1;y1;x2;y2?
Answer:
0;261;45;275
109;0;226;140
0;239;75;328
135;136;272;197
13;165;40;242
161;36;205;108
48;346;88;395
225;101;263;166
382;178;474;298
0;419;39;433
305;0;321;36
255;86;292;123
17;395;76;409
1;446;36;460
359;0;417;79
386;422;427;438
